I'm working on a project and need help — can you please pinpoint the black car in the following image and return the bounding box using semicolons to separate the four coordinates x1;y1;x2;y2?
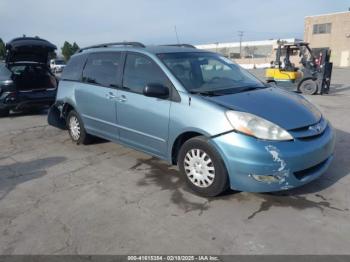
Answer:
0;37;58;117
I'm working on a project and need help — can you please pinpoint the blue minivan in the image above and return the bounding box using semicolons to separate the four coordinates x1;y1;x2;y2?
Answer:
48;42;335;196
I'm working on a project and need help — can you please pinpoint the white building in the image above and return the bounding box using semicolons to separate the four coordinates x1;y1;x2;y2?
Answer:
195;38;300;69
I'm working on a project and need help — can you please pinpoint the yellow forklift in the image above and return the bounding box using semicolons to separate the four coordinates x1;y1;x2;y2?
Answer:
265;40;332;95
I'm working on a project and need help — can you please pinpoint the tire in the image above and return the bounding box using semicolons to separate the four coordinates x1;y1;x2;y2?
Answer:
178;136;229;197
66;110;91;145
0;109;9;117
299;79;318;95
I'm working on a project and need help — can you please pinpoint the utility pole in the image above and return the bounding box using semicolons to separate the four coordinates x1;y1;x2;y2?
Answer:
238;31;244;58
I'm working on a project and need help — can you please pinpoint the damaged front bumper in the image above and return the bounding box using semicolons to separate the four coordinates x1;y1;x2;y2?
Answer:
209;124;335;192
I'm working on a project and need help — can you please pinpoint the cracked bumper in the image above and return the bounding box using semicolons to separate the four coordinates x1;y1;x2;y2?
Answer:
209;124;335;192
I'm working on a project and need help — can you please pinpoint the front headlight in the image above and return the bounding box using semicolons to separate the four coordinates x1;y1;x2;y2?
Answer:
225;111;293;141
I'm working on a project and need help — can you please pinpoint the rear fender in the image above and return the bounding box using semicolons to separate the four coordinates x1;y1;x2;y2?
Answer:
47;104;66;129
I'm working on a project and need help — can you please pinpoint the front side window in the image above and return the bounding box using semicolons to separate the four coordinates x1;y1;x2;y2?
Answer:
158;52;265;95
83;52;121;87
123;53;169;94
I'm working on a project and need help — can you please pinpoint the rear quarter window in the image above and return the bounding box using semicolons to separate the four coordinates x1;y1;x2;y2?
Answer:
61;54;87;81
82;52;121;87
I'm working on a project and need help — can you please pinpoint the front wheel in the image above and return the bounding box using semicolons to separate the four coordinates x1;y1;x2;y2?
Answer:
178;136;229;197
299;79;318;95
67;110;91;145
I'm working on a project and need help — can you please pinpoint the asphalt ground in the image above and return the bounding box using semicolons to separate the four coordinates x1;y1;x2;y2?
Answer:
0;68;349;254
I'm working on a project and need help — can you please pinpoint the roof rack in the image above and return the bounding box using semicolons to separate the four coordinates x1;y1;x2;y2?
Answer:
162;44;196;49
78;42;145;52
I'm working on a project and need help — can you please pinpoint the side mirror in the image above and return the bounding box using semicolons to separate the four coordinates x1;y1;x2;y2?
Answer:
143;83;169;99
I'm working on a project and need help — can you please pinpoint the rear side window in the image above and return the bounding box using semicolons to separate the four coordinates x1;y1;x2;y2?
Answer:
61;54;87;81
0;64;12;80
82;52;121;87
123;53;169;94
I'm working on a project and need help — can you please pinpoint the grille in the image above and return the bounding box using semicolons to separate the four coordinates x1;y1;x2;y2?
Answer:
288;118;327;140
294;158;329;180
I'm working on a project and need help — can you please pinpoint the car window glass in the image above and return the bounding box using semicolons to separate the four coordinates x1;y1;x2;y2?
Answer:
0;64;12;80
61;54;87;81
158;52;265;92
199;58;239;82
82;52;121;87
123;53;168;94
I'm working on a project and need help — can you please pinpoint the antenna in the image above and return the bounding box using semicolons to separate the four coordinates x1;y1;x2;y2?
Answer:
174;26;180;44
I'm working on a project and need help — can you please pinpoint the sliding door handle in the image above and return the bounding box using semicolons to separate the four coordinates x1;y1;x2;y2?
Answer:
106;93;117;99
118;95;127;102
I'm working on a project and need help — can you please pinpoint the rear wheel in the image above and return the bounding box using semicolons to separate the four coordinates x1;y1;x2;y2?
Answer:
67;110;91;145
299;79;318;95
0;109;9;117
178;136;229;197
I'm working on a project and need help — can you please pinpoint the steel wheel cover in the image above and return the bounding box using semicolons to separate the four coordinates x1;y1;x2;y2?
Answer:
184;149;215;188
69;116;80;141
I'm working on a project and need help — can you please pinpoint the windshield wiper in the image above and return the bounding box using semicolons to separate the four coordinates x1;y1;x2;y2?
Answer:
189;90;222;96
235;86;265;93
190;85;265;96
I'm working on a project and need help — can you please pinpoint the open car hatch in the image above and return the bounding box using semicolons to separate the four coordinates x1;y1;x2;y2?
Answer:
5;37;57;64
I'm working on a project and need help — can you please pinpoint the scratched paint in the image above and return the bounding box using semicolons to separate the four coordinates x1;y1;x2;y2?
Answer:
265;145;286;171
265;145;292;189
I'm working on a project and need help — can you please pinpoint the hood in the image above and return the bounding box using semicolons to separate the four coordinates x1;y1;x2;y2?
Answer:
203;87;321;130
6;37;57;64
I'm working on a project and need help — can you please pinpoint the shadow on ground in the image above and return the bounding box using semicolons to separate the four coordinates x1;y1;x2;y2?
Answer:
131;128;350;219
330;84;350;94
0;156;66;201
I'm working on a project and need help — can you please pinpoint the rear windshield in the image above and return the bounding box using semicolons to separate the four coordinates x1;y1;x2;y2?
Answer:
54;60;66;65
61;54;87;81
8;64;47;76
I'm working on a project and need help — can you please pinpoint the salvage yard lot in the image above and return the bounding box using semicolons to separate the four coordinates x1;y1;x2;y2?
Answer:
0;68;349;254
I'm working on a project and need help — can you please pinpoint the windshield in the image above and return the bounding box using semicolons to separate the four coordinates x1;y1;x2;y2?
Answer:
55;60;65;65
158;52;265;94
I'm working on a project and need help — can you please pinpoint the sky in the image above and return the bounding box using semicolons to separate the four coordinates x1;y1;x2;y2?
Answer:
0;0;349;52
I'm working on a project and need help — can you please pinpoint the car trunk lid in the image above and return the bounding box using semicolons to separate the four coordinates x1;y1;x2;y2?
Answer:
6;37;57;64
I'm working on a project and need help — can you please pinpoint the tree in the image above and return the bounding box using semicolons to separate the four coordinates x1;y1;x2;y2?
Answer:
61;41;80;61
0;38;6;60
61;41;73;61
71;42;80;54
